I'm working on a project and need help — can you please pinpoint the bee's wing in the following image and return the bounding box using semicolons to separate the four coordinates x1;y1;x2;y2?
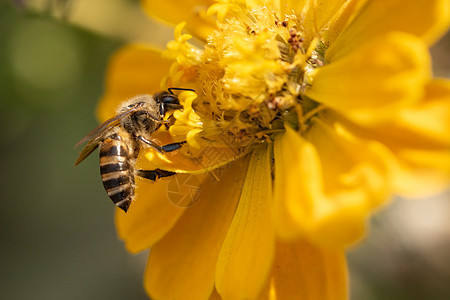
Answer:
75;105;141;165
75;142;100;166
75;107;139;148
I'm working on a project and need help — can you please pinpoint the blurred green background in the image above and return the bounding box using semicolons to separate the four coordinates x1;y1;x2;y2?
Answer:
0;1;449;299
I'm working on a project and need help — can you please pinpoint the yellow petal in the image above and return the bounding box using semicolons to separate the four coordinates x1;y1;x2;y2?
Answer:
313;0;348;31
209;288;222;300
391;148;450;198
273;129;320;241
329;79;450;198
115;175;187;253
279;0;307;15
145;160;248;300
216;146;275;300
259;239;348;300
141;0;216;40
306;32;431;124
347;80;450;148
274;125;390;247
327;0;450;60
97;45;172;121
397;79;450;147
302;0;347;40
324;0;368;44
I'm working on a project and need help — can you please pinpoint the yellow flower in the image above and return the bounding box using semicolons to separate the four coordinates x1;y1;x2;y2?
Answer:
97;0;450;299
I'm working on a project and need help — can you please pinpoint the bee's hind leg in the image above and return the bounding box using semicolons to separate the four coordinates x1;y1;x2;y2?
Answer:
137;136;186;154
135;169;176;181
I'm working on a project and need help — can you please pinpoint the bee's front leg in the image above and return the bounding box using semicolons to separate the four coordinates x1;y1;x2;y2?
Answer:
137;136;186;154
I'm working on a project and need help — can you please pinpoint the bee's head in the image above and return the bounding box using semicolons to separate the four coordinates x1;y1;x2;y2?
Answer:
117;93;183;135
154;92;182;116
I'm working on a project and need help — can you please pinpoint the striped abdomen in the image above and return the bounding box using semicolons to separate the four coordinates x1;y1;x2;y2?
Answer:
99;133;135;212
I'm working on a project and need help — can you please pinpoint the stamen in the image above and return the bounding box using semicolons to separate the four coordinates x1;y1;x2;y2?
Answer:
305;37;320;61
169;3;330;150
295;103;305;132
302;104;325;124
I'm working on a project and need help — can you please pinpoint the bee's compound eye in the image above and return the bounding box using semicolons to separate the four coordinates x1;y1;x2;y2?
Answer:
161;95;180;105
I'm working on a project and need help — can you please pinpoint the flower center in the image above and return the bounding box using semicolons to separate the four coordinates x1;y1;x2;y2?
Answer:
167;3;327;151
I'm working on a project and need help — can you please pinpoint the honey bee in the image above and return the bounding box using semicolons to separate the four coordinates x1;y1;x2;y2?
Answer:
75;89;189;212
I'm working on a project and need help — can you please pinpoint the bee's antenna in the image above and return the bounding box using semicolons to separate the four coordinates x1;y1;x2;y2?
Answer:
168;87;196;95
